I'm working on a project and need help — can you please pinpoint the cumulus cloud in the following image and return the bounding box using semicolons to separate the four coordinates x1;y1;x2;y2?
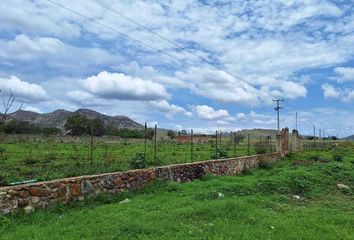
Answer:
149;100;192;117
321;83;354;103
193;105;230;120
0;75;48;103
322;84;341;98
333;67;354;82
80;71;169;101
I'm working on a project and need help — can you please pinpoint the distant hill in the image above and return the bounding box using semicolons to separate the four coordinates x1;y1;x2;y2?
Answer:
343;135;354;141
5;109;143;130
236;128;279;138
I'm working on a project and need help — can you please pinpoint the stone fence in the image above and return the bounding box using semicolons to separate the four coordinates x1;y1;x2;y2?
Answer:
0;128;292;214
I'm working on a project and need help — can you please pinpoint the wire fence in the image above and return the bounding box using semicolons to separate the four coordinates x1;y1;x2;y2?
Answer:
0;129;277;185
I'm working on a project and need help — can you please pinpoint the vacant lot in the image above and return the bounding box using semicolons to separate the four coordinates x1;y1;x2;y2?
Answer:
0;134;275;184
1;143;353;239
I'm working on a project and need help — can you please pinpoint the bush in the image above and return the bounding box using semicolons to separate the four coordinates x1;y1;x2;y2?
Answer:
130;153;148;169
212;148;228;159
332;152;343;162
254;142;267;154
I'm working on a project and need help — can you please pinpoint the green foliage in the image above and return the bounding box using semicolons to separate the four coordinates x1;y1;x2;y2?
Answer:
64;114;104;136
233;133;245;144
254;141;267;154
130;153;148;169
212;148;228;159
2;144;354;239
0;120;61;135
167;130;176;139
332;150;344;162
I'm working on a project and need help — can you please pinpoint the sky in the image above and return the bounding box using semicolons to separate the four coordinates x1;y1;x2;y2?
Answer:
0;0;353;136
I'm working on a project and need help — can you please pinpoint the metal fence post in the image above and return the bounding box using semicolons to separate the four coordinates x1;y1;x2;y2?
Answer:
144;123;147;157
154;124;157;162
191;129;194;162
247;134;250;155
233;132;236;157
90;118;94;173
215;130;218;159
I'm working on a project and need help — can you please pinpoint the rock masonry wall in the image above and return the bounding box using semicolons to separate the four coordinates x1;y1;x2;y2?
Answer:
0;152;282;214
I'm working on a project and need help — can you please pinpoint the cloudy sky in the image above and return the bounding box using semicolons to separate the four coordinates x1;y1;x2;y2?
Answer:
0;0;353;136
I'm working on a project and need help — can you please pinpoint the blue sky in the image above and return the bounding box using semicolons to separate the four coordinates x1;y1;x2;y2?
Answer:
0;0;353;136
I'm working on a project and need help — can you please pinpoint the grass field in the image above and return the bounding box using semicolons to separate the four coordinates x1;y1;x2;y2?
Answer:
1;142;353;239
0;134;276;185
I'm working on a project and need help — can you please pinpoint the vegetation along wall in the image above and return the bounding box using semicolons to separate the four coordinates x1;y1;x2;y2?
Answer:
0;152;283;214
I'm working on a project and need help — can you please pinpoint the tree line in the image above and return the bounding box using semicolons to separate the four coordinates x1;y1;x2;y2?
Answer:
0;114;155;139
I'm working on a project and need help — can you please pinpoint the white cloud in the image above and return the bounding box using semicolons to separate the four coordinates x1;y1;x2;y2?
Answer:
322;84;341;98
80;71;169;101
0;75;48;103
333;67;354;82
23;106;42;113
321;83;354;103
193;105;230;120
149;100;192;117
0;35;120;70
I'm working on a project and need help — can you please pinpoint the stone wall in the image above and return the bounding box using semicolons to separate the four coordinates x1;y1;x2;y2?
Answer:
276;128;289;154
0;152;282;214
291;129;303;152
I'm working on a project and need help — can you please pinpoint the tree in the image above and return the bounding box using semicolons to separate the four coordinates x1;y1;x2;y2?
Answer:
167;130;176;139
0;90;22;127
234;134;245;144
64;114;90;135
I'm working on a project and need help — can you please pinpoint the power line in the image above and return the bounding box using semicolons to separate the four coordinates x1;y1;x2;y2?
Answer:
88;0;250;84
46;0;182;62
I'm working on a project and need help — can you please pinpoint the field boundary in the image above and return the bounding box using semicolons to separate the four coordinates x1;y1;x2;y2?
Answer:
0;152;284;214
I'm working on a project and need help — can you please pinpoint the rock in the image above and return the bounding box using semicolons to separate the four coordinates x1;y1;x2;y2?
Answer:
337;183;350;190
2;208;11;214
29;187;44;197
119;198;130;204
71;184;81;196
16;190;29;198
57;186;67;197
81;180;95;195
18;198;30;207
30;196;41;204
24;205;34;214
292;195;301;200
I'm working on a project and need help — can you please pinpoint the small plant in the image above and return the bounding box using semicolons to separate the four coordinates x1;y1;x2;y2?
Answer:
332;152;343;162
254;142;267;154
130;153;147;169
212;148;228;159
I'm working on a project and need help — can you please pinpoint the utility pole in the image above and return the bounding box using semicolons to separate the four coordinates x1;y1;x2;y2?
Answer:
313;125;316;139
273;98;284;131
295;112;298;131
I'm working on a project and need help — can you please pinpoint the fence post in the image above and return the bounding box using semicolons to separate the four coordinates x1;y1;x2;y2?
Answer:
247;134;250;155
233;132;236;157
90;118;94;173
144;123;147;157
154;124;157;162
215;130;218;159
191;129;194;162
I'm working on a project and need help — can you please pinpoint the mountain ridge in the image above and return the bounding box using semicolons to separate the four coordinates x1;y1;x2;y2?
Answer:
5;109;143;130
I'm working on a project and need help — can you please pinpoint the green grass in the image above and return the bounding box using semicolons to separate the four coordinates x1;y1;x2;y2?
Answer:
1;143;353;239
0;134;276;184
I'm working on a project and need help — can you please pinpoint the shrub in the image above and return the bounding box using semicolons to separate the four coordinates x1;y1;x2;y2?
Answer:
259;159;274;169
254;142;267;154
130;153;147;169
332;152;343;162
212;148;228;159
